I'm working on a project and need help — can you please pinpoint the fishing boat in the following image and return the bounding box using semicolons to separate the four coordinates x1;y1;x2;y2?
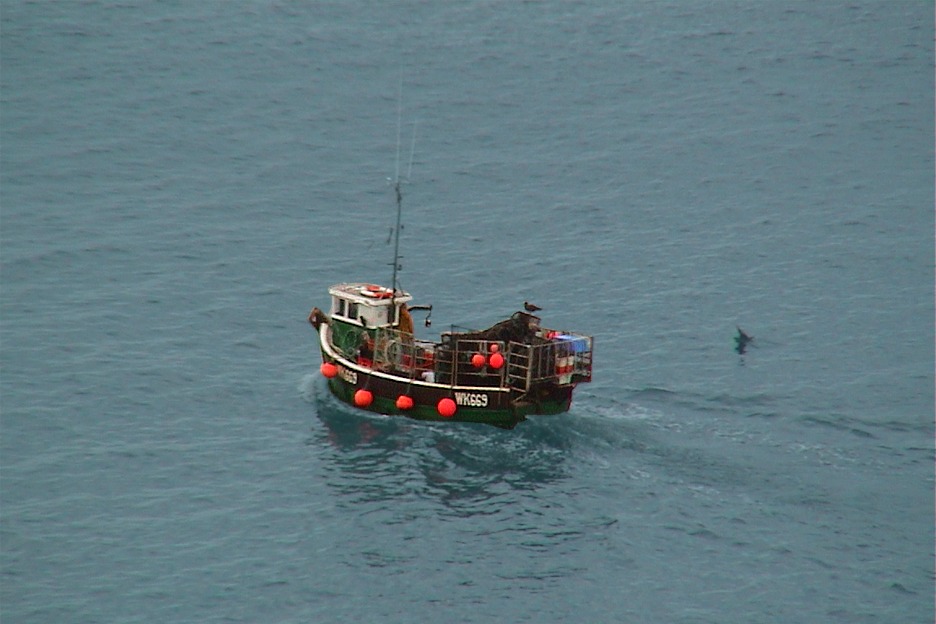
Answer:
307;148;592;429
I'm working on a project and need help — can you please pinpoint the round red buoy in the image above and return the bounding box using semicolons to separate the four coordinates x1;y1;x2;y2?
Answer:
320;362;338;378
353;389;373;407
489;343;500;353
489;352;505;369
470;353;486;368
396;395;414;410
437;397;457;418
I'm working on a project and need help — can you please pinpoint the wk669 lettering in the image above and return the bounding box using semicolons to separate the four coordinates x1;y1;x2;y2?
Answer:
454;392;489;407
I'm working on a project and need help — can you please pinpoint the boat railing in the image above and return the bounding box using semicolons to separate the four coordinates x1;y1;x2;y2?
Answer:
372;326;437;380
369;325;592;390
435;336;508;388
507;332;593;391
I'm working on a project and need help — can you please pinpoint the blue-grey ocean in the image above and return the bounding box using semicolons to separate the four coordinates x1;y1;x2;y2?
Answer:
1;1;933;622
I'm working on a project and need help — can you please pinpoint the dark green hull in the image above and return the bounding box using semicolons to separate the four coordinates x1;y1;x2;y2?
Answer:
310;295;591;430
323;358;573;430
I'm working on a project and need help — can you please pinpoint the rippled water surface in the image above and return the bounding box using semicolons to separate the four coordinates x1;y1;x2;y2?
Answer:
2;1;933;622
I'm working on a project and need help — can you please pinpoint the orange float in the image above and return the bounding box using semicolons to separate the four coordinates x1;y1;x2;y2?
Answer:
437;397;457;418
396;395;414;410
353;389;373;407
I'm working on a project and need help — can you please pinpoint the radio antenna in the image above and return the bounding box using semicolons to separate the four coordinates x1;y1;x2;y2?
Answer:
394;74;403;185
406;117;417;181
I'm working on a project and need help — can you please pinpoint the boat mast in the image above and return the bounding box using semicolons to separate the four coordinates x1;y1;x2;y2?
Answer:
390;78;404;300
390;179;403;296
389;81;416;302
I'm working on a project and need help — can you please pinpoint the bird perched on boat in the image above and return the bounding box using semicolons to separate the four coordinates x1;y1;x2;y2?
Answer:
524;301;542;313
734;326;753;354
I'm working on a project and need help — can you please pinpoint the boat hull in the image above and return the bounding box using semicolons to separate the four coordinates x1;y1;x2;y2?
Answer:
312;305;588;429
317;327;573;429
322;359;573;429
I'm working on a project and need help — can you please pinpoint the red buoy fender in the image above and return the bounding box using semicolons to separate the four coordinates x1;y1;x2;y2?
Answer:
354;389;373;407
320;362;338;378
396;395;414;410
437;397;457;418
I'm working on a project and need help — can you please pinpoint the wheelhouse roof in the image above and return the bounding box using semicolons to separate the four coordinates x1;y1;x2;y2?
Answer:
328;282;412;306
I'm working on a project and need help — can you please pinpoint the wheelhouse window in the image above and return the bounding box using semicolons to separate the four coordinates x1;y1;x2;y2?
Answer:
334;297;346;317
347;302;359;322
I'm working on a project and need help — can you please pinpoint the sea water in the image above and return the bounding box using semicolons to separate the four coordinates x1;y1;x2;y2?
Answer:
1;1;933;622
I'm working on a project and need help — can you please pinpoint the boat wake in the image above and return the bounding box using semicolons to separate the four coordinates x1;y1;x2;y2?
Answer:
297;373;318;404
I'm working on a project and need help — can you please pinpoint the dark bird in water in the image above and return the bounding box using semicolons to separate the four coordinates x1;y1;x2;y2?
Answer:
734;326;754;354
524;301;542;313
